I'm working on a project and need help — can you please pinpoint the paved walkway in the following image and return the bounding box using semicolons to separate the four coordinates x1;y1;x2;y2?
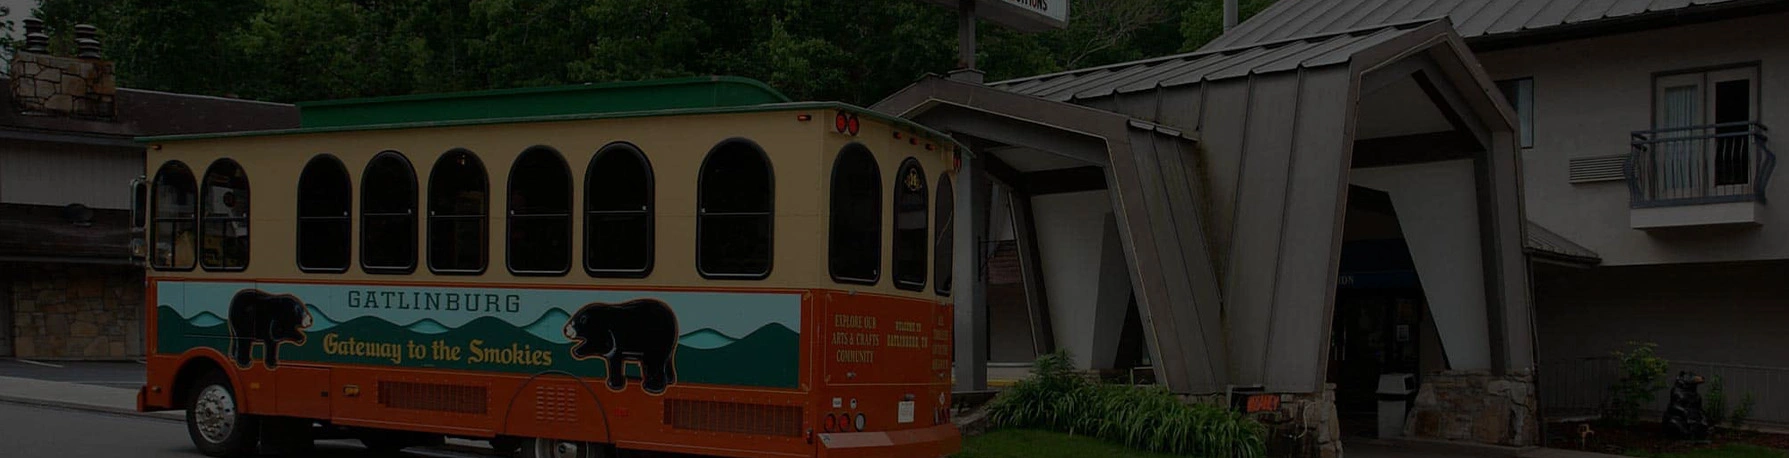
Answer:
0;360;1631;458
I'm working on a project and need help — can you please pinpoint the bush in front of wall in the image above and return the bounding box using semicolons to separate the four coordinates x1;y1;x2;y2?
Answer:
985;351;1265;457
1605;341;1669;427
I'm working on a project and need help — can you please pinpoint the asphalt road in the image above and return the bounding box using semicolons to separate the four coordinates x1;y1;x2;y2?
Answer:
0;402;491;458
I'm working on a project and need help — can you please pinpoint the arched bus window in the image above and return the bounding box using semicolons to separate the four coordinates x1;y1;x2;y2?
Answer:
429;149;489;274
828;143;881;285
697;139;773;279
508;146;572;275
297;154;351;272
934;173;954;296
200;158;250;271
892;158;927;291
585;143;654;277
150;161;197;271
361;151;418;274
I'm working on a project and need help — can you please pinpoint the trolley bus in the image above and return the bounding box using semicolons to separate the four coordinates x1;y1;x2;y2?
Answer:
130;77;962;458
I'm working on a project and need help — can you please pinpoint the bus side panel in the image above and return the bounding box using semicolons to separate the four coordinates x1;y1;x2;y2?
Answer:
819;292;953;436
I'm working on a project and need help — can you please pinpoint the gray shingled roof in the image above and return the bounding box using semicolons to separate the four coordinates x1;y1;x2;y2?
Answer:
991;20;1431;102
1203;0;1762;50
1525;220;1601;265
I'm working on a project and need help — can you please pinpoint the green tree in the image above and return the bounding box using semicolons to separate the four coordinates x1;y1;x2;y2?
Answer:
1180;0;1278;51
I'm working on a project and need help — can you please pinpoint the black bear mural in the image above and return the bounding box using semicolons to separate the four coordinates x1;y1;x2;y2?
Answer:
227;289;313;369
1663;371;1711;440
563;299;679;394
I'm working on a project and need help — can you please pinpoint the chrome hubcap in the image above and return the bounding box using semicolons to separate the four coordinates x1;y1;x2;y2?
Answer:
194;385;236;444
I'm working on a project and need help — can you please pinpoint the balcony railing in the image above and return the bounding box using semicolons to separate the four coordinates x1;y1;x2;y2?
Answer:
1626;122;1774;208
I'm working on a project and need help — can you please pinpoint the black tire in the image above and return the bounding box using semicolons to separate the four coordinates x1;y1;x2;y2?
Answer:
185;372;260;457
521;437;611;458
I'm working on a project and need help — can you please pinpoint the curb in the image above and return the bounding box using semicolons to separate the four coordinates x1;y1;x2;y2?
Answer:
0;394;184;422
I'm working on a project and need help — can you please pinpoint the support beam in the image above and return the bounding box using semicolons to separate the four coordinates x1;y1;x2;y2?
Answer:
1007;187;1057;356
954;158;993;391
1023;166;1108;195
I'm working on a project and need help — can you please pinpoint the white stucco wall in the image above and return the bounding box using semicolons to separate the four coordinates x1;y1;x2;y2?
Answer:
1352;160;1492;370
1030;190;1123;369
1477;11;1789;266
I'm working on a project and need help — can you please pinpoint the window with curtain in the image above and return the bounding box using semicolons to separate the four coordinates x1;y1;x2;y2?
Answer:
934;173;954;296
297;154;351;272
697;139;773;279
361;151;418;273
200;159;250;271
585;143;655;277
508;147;572;275
151;161;197;271
829;143;881;285
892;158;928;291
428;149;489;274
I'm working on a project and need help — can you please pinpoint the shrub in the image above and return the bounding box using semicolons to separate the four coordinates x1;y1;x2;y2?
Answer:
1605;342;1669;427
985;350;1265;457
1706;375;1729;427
1731;393;1755;431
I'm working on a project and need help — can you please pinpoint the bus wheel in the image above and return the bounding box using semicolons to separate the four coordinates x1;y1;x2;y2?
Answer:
185;372;259;457
523;438;610;458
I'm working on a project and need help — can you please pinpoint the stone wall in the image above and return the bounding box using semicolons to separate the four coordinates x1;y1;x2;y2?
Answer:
1246;384;1343;458
8;51;116;119
4;263;143;359
1405;370;1539;446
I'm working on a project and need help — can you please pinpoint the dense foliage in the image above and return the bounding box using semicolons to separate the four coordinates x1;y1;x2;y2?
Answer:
1607;341;1670;427
986;351;1265;457
16;0;1276;104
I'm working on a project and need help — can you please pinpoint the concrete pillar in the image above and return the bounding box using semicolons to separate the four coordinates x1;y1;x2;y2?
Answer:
954;159;993;391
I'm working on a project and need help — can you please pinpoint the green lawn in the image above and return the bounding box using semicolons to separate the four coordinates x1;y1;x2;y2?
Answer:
955;429;1186;458
1626;444;1789;458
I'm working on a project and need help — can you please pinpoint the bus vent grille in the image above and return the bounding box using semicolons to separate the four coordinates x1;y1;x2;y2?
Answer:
377;381;488;415
663;399;802;437
533;385;578;423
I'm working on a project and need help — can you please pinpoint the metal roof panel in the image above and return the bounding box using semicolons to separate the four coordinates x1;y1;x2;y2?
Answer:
1199;0;1749;50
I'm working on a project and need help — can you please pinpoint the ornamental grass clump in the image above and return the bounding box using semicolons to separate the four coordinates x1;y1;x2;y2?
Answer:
985;351;1265;457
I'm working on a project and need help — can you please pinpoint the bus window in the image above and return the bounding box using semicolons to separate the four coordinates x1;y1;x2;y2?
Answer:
935;173;954;296
829;143;881;285
361;151;418;274
150;161;197;271
585;143;654;277
200;159;250;271
428;149;489;274
297;154;352;272
508;146;572;275
697;139;773;279
892;158;927;291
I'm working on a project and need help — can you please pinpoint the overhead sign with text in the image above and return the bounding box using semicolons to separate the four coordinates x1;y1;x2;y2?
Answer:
921;0;1069;32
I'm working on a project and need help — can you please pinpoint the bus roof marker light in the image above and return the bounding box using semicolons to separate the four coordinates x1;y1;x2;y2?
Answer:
846;115;861;136
835;112;849;133
797;114;812;122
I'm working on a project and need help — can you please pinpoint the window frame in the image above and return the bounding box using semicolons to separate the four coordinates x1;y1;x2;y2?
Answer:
584;142;656;278
297;154;353;273
359;151;419;275
506;146;574;277
695;137;775;280
1649;63;1762;191
199;158;251;272
427;148;490;275
891;158;928;291
934;172;954;296
828;142;882;286
149;160;197;272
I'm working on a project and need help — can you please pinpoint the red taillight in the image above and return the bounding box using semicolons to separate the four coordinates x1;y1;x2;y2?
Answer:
835;113;849;132
824;413;837;432
847;115;861;135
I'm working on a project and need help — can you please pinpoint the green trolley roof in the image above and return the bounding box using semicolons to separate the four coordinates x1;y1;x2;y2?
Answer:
295;76;792;129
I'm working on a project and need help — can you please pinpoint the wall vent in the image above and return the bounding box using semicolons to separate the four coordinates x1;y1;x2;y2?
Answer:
1569;155;1627;183
377;381;487;415
663;399;802;437
533;385;579;423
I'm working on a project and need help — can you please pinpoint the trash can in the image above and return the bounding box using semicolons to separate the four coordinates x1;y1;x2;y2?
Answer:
1376;373;1417;438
